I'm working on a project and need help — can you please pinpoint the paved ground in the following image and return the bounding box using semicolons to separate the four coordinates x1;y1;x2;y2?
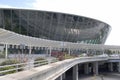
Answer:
79;73;120;80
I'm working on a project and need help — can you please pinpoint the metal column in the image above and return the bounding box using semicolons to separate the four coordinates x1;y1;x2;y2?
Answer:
29;46;32;55
5;44;8;59
49;46;52;57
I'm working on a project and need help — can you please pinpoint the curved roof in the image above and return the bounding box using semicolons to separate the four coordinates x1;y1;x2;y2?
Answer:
0;8;111;44
0;28;119;51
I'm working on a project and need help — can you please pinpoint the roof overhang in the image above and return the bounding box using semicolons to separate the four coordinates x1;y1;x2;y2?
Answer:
0;28;120;50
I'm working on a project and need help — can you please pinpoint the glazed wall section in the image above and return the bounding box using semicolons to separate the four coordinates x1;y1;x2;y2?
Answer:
0;9;110;44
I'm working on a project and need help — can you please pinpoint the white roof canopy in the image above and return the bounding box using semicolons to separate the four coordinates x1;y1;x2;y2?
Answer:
0;28;120;50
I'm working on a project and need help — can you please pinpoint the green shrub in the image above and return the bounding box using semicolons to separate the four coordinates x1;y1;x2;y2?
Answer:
34;57;48;67
0;59;20;66
64;54;74;59
35;57;45;61
0;66;16;75
0;52;5;58
0;59;23;75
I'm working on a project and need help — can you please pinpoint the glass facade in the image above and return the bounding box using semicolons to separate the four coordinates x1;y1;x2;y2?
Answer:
0;8;111;44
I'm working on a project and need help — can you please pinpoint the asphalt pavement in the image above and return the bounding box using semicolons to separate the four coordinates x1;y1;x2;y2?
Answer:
79;73;120;80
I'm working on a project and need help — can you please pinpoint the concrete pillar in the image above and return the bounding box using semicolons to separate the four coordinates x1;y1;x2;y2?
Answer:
28;46;32;60
73;64;78;80
49;46;52;57
46;47;48;57
118;62;120;72
29;46;32;55
68;48;71;55
93;62;98;75
56;75;62;80
5;44;8;59
84;63;89;74
62;73;66;79
109;62;113;72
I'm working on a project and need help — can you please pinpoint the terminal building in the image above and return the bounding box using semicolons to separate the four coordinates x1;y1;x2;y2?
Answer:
0;8;111;56
1;8;120;80
0;8;111;44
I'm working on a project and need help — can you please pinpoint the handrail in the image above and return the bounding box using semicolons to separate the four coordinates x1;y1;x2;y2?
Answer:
0;58;58;76
1;56;120;80
0;57;108;80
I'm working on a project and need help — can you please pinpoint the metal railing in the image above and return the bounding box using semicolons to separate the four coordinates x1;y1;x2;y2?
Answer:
39;56;109;80
0;58;58;76
0;56;119;77
0;56;115;80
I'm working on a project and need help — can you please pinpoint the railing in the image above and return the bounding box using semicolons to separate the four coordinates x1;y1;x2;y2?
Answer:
1;54;119;76
48;57;109;80
0;56;114;80
108;56;120;59
24;56;108;80
0;58;58;76
8;54;47;59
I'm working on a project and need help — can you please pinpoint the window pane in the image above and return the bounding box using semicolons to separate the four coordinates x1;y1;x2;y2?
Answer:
12;10;19;19
3;10;11;30
12;19;20;33
0;10;3;28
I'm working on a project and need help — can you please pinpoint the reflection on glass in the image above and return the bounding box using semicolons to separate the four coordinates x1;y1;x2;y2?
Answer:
0;9;110;44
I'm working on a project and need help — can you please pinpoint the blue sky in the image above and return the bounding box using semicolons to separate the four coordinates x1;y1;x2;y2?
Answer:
0;0;120;45
0;0;34;8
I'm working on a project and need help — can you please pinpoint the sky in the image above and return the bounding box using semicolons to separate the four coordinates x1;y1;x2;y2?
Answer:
0;0;120;45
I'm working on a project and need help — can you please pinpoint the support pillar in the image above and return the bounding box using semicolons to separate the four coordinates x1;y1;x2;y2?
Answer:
49;46;52;57
56;75;62;80
109;62;113;72
46;47;48;57
29;46;32;55
68;48;71;55
118;62;120;72
62;73;66;79
28;46;34;69
93;62;98;75
73;64;78;80
84;63;89;74
5;44;8;59
28;46;32;62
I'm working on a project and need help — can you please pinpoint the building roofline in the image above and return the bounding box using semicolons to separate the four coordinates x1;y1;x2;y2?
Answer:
0;7;111;28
